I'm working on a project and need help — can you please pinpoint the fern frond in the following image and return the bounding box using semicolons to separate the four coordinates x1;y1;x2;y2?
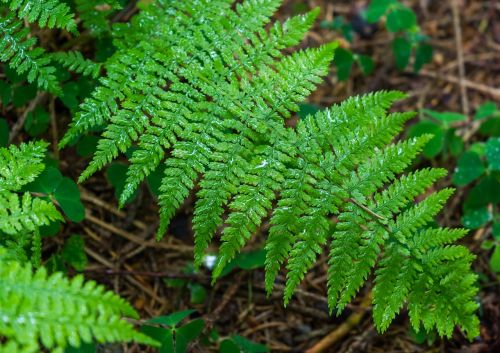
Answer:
211;43;336;275
408;254;478;338
0;141;47;191
372;243;415;332
0;142;62;265
0;249;158;351
60;0;248;146
0;192;63;235
0;14;60;93
370;168;448;217
75;0;121;36
62;0;479;337
50;51;102;78
2;0;76;32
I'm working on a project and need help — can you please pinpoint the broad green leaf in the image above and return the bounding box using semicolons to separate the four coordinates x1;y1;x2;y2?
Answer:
218;249;266;278
414;43;433;72
493;222;500;240
461;207;492;229
365;0;397;23
24;107;50;137
423;109;467;124
464;175;500;209
76;135;99;158
141;326;173;353
175;319;205;353
234;249;266;270
147;164;166;196
489;246;500;272
0;118;8;147
62;234;87;271
392;37;412;71
333;48;354;81
486;138;500;170
386;7;417;32
60;81;80;109
492;222;500;240
0;81;12;106
475;102;497;120
220;339;241;353
12;85;37;108
107;162;138;203
452;152;485;186
54;177;85;222
147;310;196;327
188;283;207;304
469;142;485;156
27;166;63;194
95;36;116;62
40;220;62;237
356;54;375;75
408;120;443;158
479;117;500;137
231;335;269;353
4;65;24;83
481;240;495;250
320;16;354;42
218;259;238;278
445;129;464;157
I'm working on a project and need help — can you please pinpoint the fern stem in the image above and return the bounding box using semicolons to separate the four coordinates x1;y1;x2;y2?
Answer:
347;198;386;221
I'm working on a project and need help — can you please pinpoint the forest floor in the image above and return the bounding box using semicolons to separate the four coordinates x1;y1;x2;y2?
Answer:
41;0;500;352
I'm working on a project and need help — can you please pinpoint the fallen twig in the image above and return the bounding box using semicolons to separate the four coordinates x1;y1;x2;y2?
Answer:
305;293;372;353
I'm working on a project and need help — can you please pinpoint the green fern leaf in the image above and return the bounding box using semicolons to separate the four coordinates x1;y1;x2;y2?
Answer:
0;141;47;191
61;0;479;338
0;192;63;235
0;14;60;93
75;0;121;36
0;141;63;263
2;0;76;32
0;249;158;351
50;51;102;78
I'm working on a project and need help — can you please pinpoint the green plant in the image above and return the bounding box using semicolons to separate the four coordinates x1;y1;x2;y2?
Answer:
1;0;76;31
0;0;106;95
0;0;78;93
141;310;270;353
59;0;479;338
408;108;466;159
27;164;86;222
219;335;269;353
0;247;156;352
366;0;433;71
50;51;102;79
141;310;205;353
0;142;156;351
0;141;62;265
323;0;433;80
453;135;500;272
47;233;88;273
75;0;122;36
430;102;500;274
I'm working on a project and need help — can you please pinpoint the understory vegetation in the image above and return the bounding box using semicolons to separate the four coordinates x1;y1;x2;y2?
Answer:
1;0;498;352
